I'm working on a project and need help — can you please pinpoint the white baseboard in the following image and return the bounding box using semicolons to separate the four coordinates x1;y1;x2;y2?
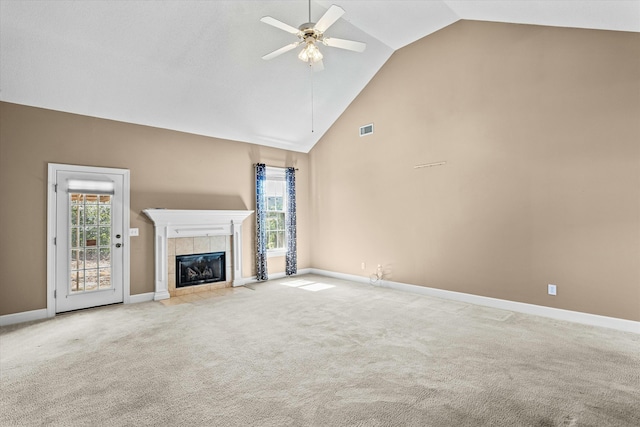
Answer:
0;308;49;327
236;268;312;286
308;269;640;334
128;292;155;304
6;271;635;334
3;292;156;326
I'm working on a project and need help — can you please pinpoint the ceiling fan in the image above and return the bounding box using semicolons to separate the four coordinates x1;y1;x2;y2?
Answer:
260;2;366;71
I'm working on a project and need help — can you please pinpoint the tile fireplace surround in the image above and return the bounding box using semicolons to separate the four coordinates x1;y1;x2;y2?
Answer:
143;209;254;300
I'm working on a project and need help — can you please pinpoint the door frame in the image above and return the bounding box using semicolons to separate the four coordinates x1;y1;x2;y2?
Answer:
47;163;131;318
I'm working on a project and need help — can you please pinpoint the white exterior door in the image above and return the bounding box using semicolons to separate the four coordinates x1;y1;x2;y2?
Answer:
53;167;127;313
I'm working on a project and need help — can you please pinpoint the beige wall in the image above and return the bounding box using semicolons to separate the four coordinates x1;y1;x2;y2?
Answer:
2;21;638;322
309;21;640;321
0;102;309;315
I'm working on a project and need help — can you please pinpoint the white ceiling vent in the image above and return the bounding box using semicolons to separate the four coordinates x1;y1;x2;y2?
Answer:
359;123;374;137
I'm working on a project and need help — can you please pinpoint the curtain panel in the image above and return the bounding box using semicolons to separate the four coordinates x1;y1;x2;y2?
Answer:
285;167;297;276
255;163;268;281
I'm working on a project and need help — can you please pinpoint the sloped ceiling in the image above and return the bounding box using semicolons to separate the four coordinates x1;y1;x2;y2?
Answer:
1;1;638;153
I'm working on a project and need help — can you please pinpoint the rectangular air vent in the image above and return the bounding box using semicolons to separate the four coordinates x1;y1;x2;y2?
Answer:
359;123;374;137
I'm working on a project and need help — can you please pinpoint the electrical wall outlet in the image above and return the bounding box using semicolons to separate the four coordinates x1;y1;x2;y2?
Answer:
129;228;139;237
361;262;366;270
548;284;557;296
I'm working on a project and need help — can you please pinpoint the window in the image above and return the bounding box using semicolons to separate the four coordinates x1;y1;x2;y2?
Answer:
265;168;287;254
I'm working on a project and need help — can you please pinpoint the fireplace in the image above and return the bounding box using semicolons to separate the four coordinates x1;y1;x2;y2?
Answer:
142;209;253;300
176;252;225;288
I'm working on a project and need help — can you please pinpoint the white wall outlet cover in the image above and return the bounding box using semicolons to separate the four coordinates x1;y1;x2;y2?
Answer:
548;284;557;295
129;228;139;236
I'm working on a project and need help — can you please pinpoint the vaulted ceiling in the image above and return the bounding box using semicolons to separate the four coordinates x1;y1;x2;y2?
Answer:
1;1;638;153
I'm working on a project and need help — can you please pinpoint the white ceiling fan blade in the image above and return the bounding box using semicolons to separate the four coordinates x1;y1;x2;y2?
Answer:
314;5;345;33
262;42;301;60
260;16;300;35
312;60;324;72
323;37;366;53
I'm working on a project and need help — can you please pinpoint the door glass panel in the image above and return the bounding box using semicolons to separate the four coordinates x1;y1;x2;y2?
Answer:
99;268;111;289
99;226;110;246
71;205;83;226
71;227;84;248
71;249;84;270
85;205;98;225
71;270;84;292
85;269;98;291
99;248;111;267
85;227;98;247
99;205;110;222
69;193;112;293
85;247;97;267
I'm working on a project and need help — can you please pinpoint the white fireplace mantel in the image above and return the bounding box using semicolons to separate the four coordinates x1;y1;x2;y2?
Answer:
143;209;253;300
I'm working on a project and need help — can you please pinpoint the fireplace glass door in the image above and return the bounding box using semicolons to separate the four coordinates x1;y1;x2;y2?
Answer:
176;252;226;288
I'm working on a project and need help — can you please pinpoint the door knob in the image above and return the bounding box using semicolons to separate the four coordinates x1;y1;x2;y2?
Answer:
115;243;122;248
115;234;121;239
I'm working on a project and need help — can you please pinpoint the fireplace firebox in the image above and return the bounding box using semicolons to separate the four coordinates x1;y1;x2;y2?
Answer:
176;252;226;288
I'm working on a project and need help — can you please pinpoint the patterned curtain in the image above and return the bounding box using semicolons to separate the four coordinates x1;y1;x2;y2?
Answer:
285;167;297;276
255;163;268;281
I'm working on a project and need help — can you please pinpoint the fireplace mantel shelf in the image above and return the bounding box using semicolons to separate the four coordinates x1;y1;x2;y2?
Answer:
143;209;254;300
143;209;254;227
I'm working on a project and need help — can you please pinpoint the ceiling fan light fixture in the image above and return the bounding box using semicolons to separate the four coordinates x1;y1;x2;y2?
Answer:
298;40;323;63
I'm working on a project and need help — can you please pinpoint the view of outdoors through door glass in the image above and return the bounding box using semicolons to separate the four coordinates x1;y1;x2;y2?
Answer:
70;193;112;292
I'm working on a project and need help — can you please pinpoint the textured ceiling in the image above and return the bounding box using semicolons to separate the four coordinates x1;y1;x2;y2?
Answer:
1;1;638;153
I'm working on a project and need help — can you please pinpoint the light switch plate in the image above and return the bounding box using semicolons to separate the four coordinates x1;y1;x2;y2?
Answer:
129;228;139;237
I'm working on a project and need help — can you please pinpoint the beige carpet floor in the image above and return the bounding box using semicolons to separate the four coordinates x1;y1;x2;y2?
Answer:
1;274;639;426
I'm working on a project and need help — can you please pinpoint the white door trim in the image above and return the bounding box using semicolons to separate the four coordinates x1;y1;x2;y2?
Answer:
47;163;131;318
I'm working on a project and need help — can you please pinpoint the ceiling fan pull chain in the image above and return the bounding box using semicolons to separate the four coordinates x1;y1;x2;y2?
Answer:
310;62;315;133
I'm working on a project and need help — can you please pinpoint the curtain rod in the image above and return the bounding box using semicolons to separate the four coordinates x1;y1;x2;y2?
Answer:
254;164;299;171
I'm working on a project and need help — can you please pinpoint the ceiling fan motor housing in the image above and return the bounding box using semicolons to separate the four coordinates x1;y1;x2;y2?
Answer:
298;23;324;43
